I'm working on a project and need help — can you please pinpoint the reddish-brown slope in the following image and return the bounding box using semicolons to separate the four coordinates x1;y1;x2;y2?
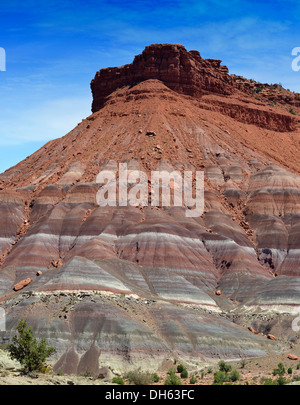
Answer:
0;78;299;192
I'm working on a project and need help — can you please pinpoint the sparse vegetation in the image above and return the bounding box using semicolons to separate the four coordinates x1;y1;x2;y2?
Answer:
190;374;197;384
82;370;93;377
180;368;188;379
229;369;240;382
263;377;278;385
164;368;182;385
7;319;55;372
1;341;300;386
152;372;160;382
213;360;241;385
273;362;285;376
112;376;125;385
218;360;232;373
124;368;156;385
289;107;296;115
213;370;228;385
176;364;184;373
254;84;264;93
277;375;287;385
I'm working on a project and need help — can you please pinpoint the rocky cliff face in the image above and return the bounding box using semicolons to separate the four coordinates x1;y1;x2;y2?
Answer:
0;44;299;375
91;43;234;112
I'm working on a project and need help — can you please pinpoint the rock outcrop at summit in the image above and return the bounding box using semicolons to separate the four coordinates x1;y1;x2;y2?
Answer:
91;43;298;132
91;43;234;112
0;44;299;374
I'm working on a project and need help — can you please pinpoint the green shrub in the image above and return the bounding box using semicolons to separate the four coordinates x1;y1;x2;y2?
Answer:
7;319;55;372
288;367;293;374
263;378;278;385
218;360;231;373
289;108;296;115
176;364;184;373
273;363;285;376
124;368;154;385
297;363;300;370
180;368;188;379
164;370;182;385
40;365;51;374
229;369;240;382
213;370;228;385
190;375;197;384
152;372;160;382
167;367;176;375
277;375;287;385
112;376;124;385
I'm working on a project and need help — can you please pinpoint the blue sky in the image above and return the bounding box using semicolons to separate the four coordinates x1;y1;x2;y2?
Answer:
0;0;299;173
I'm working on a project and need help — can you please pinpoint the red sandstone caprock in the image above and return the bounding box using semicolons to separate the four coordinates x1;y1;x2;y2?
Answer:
13;278;32;291
287;354;299;360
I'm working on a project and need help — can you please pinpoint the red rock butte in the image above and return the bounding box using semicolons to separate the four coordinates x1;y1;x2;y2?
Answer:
91;43;233;112
0;43;299;375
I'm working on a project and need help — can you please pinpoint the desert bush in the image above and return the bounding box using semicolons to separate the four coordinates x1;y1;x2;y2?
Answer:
218;360;232;373
176;364;184;373
124;368;155;385
277;375;287;385
213;370;228;385
263;378;278;385
152;372;160;382
112;376;124;385
40;365;51;374
164;369;182;385
7;319;55;372
180;368;188;378
229;369;240;382
190;375;197;384
82;370;93;377
273;362;285;376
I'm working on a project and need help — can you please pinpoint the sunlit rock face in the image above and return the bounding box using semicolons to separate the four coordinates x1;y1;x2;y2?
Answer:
0;44;299;372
